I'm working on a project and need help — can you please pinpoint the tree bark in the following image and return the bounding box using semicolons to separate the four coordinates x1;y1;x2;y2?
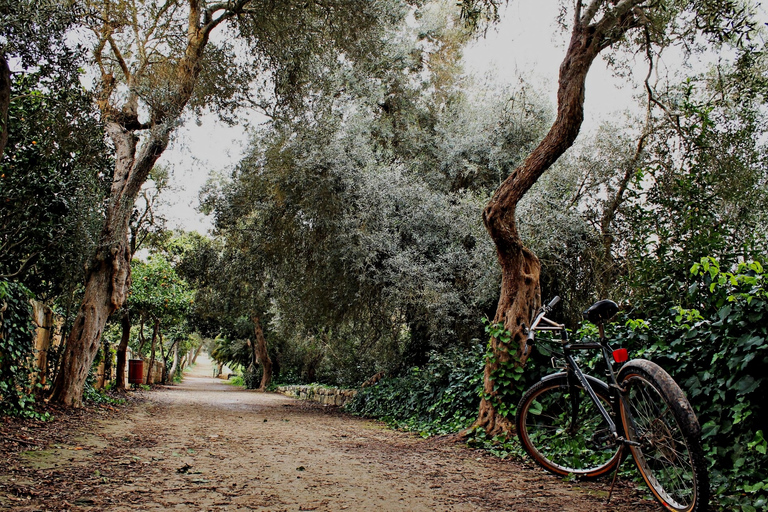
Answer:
115;309;131;390
251;315;272;391
0;54;10;159
30;300;54;391
168;340;180;383
191;343;203;365
474;1;646;436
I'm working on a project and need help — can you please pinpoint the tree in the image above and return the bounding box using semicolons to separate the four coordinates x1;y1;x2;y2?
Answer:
50;0;412;406
199;2;554;388
0;70;110;295
127;255;192;383
0;1;81;158
470;0;759;435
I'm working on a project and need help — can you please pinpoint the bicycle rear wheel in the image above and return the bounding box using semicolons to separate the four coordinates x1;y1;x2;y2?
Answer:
618;360;709;512
516;373;623;479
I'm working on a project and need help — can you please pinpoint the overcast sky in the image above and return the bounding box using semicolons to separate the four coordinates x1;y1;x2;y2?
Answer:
155;1;761;233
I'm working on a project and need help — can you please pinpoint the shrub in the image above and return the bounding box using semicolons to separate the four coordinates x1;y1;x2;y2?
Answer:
345;344;485;436
610;257;767;510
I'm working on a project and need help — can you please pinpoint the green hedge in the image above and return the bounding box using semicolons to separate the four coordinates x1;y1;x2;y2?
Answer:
0;280;38;417
611;258;767;511
345;345;485;436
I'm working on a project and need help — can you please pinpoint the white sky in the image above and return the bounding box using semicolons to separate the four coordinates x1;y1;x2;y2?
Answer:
155;1;764;233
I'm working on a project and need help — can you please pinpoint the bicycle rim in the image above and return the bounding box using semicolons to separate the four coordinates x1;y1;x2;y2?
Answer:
516;375;622;478
619;361;708;512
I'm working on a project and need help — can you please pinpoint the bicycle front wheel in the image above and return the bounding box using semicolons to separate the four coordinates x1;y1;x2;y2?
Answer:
618;360;709;512
516;373;623;479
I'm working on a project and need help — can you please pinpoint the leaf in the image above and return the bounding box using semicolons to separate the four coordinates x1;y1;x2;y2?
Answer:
735;375;759;396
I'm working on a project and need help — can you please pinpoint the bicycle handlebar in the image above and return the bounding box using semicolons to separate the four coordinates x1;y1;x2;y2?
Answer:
527;296;561;342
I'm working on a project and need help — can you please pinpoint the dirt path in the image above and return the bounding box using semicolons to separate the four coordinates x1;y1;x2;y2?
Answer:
1;356;659;511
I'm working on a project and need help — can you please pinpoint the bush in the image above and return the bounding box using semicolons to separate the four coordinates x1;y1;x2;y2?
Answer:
243;363;262;389
345;344;485;436
610;257;767;510
0;281;42;418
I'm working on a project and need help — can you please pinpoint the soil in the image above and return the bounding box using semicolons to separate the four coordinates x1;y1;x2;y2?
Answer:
0;355;661;511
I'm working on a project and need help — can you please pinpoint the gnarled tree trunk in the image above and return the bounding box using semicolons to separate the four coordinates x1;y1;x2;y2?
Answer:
474;1;646;436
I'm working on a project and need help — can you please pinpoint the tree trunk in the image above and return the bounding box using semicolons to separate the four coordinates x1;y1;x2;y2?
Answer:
115;309;131;390
30;300;54;391
158;331;168;384
168;341;180;383
191;343;203;365
0;54;10;158
49;236;132;406
251;315;272;391
473;2;645;435
146;318;160;385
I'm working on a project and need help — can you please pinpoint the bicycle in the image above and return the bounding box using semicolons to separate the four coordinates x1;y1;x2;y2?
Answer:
515;297;709;512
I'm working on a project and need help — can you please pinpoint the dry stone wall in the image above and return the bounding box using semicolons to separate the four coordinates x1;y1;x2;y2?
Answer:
276;385;357;407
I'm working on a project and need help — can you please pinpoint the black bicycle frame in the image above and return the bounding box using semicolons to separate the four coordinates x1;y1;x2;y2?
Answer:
528;305;623;440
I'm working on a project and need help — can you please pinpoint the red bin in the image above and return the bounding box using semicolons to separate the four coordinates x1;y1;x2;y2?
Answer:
128;359;144;384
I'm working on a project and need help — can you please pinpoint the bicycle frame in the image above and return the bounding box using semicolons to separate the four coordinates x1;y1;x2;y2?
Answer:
527;300;626;443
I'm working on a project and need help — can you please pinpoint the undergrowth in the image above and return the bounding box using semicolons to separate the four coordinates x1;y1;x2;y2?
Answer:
344;344;485;437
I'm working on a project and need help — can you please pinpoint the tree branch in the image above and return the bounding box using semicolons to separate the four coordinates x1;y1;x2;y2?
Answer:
0;250;42;280
581;0;603;25
107;34;131;82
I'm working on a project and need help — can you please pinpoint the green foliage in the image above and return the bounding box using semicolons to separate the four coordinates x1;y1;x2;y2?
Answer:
242;364;262;390
0;280;42;418
129;256;193;322
345;345;485;436
0;60;110;298
200;5;552;385
226;375;245;387
82;381;125;406
610;257;767;510
481;320;527;419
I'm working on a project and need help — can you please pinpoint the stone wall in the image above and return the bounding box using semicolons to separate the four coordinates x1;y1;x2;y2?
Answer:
276;385;357;407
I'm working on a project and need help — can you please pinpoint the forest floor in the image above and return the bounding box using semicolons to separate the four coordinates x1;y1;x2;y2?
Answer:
0;356;661;512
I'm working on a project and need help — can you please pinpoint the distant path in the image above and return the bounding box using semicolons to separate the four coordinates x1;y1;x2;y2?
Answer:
1;355;658;511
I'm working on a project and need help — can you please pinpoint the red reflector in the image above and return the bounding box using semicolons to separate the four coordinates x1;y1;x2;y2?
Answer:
613;348;628;363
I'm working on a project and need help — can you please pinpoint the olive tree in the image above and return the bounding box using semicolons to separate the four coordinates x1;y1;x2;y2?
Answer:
50;0;413;406
466;0;759;435
203;2;551;385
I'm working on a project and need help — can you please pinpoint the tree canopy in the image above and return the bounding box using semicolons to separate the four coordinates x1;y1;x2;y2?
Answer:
2;1;767;508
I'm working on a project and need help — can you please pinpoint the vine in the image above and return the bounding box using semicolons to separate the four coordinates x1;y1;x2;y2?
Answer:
0;280;46;418
481;318;527;420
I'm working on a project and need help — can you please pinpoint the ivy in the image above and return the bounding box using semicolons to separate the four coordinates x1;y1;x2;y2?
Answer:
344;344;485;437
481;319;526;419
609;257;768;510
0;280;46;418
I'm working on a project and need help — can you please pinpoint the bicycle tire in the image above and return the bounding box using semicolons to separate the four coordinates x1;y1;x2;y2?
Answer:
516;373;623;479
618;359;709;512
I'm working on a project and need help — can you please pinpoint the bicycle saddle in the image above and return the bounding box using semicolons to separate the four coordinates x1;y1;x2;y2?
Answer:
584;299;618;323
